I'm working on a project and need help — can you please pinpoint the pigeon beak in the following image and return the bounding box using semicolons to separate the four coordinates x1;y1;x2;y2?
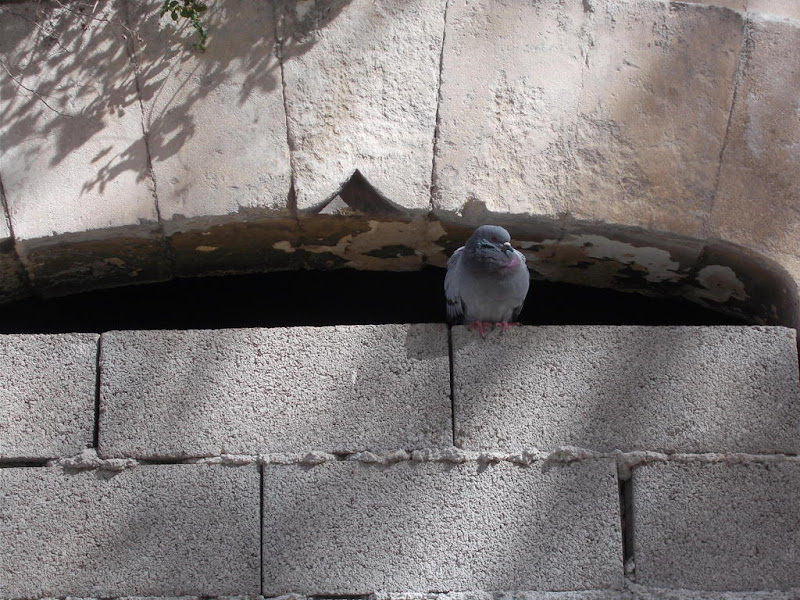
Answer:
502;241;513;254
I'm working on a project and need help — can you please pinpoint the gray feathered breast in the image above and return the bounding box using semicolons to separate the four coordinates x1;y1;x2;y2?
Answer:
445;225;530;325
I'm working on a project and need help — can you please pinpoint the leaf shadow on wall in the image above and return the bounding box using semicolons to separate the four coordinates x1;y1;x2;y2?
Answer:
0;0;352;199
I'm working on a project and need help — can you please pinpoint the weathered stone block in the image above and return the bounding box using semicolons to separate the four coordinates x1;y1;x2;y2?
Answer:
262;459;622;593
280;0;444;213
453;326;800;453
711;15;800;287
0;333;98;459
129;0;293;275
0;1;171;295
632;461;800;590
748;0;800;20
675;1;746;13
99;324;451;458
435;0;744;240
565;1;744;237
434;0;587;221
0;464;261;597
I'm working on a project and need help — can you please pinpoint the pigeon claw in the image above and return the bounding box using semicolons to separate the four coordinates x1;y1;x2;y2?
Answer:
467;321;495;338
494;321;521;331
467;321;521;337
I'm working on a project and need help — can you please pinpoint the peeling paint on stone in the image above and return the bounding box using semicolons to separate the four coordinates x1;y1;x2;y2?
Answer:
278;219;448;271
517;234;685;289
272;241;296;254
561;235;683;283
365;245;417;259
694;265;748;303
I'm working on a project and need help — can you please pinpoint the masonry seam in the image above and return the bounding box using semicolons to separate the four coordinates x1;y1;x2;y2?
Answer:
260;463;265;595
447;325;456;447
707;9;751;234
14;449;799;471
92;335;103;450
0;174;14;242
618;474;635;582
121;0;177;270
0;173;33;292
275;3;300;226
427;0;450;217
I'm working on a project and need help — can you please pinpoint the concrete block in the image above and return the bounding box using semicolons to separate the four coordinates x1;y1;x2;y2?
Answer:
632;461;800;590
128;0;293;274
374;594;625;600
711;16;800;279
0;1;171;295
262;459;622;593
0;333;98;459
280;0;444;213
564;1;744;238
0;464;260;597
453;326;800;454
374;592;800;600
434;0;587;221
99;324;451;458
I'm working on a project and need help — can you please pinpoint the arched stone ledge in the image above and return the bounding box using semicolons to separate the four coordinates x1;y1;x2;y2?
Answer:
1;204;797;331
0;0;797;330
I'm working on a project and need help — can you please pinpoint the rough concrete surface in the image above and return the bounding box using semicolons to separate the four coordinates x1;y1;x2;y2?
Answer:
280;0;445;213
0;333;98;459
632;461;800;590
130;0;291;229
452;326;800;454
711;15;800;283
262;459;622;593
375;590;800;600
99;325;451;458
2;591;796;600
0;464;260;598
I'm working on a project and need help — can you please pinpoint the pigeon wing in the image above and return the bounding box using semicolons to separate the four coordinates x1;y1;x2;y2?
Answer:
444;247;466;323
509;249;530;322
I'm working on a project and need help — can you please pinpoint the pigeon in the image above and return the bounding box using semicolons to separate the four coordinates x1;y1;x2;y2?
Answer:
444;225;530;336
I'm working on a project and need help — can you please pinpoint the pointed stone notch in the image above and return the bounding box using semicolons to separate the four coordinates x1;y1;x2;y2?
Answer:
315;170;405;218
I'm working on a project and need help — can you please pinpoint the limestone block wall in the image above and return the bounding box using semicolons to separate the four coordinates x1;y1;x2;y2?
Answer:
1;324;799;598
0;0;798;330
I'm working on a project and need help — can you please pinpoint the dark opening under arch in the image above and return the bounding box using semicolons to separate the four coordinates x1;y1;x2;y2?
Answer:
0;268;748;334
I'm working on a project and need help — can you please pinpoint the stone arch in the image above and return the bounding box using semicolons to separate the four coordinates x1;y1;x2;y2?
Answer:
1;0;797;331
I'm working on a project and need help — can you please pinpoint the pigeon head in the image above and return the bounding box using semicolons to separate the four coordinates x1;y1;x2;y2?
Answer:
464;225;519;268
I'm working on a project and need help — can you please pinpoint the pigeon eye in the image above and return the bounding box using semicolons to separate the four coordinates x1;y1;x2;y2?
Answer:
478;241;494;249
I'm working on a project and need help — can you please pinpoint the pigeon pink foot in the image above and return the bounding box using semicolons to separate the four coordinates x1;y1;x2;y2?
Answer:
467;321;495;338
